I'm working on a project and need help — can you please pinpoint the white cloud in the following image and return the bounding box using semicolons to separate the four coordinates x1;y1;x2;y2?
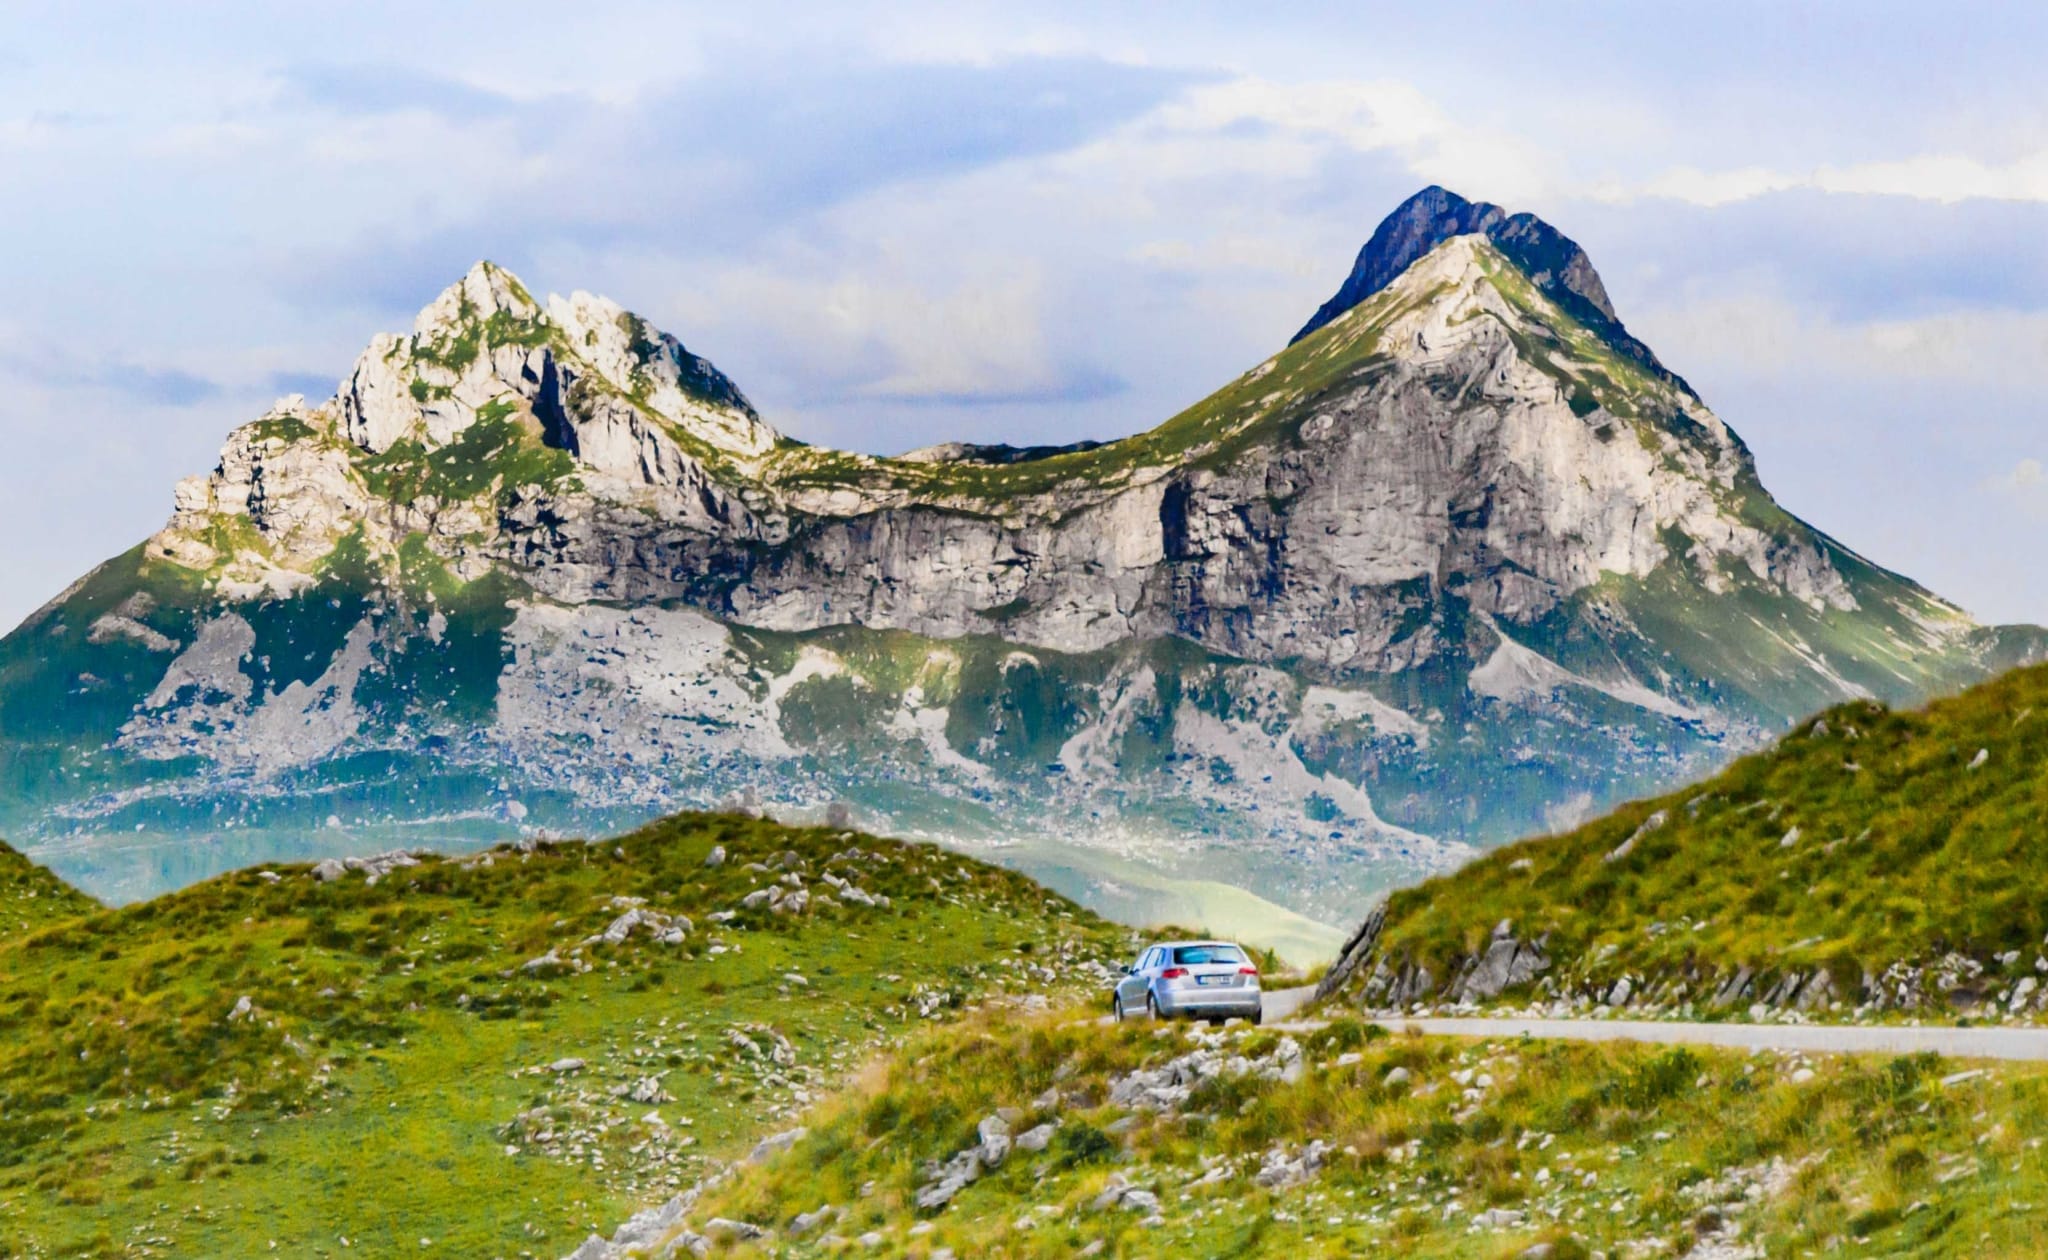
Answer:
1604;150;2048;208
656;251;1109;408
1131;76;2048;213
1631;288;2048;388
1150;77;1558;204
1992;457;2048;517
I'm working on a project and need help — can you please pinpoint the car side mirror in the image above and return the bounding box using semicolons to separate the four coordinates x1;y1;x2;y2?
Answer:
1122;965;1135;975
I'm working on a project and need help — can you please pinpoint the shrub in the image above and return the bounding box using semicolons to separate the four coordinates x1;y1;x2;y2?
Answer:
1051;1120;1115;1170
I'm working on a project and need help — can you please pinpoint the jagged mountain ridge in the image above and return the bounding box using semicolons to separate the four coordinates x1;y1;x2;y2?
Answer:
1;189;2037;931
1292;185;1683;393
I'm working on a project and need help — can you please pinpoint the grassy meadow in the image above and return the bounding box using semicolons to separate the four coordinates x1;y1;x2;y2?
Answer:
0;814;1126;1258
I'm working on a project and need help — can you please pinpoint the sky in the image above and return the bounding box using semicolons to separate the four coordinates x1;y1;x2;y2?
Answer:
3;1;2046;629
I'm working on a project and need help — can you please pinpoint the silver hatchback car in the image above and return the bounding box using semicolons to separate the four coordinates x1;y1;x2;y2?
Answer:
1113;939;1263;1024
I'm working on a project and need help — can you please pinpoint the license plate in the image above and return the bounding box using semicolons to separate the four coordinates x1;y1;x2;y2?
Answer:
1199;975;1227;986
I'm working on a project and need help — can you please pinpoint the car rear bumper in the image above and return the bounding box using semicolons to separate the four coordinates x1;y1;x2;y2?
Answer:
1156;987;1262;1017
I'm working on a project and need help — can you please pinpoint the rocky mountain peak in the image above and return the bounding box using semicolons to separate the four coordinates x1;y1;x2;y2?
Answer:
412;260;539;339
1295;186;1685;395
310;261;781;464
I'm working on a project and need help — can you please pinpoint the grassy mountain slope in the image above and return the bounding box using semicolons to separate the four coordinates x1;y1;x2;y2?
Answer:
1334;661;2048;1015
0;839;96;940
0;812;1125;1259
763;231;1717;513
637;1006;2048;1257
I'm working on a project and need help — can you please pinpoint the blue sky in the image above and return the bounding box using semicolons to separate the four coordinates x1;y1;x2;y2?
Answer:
3;1;2046;628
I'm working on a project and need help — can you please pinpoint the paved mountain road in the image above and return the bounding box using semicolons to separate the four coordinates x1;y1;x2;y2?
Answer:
1385;1016;2048;1062
1261;985;1321;1023
1252;991;2048;1062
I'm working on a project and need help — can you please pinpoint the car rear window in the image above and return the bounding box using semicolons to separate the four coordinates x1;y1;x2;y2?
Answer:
1173;945;1245;965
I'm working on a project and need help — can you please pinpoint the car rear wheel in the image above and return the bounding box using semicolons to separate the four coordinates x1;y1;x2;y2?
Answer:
1146;994;1161;1021
1252;1005;1264;1026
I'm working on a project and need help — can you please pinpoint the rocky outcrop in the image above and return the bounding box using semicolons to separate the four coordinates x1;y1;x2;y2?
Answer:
1324;913;2048;1020
1314;899;1387;1003
1293;184;1680;393
1449;922;1552;1004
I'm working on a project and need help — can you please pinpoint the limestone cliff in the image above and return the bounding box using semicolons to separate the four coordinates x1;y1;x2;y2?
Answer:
2;190;2037;931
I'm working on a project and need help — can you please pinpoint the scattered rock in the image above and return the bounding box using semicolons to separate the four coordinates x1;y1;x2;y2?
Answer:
748;1127;807;1164
626;1076;670;1105
975;1115;1012;1168
788;1205;839;1238
1015;1122;1058;1153
1604;809;1666;863
701;1219;766;1243
1253;1139;1329;1189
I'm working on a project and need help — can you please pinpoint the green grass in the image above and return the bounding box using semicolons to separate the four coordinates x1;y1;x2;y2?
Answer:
1344;661;2048;1013
245;413;321;445
0;840;97;941
353;403;575;504
678;1007;2048;1257
0;812;1127;1258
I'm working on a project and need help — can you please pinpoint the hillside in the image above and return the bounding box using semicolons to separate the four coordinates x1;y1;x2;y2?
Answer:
2;187;2039;934
1320;661;2048;1018
0;839;96;940
0;812;1125;1258
570;1005;2048;1258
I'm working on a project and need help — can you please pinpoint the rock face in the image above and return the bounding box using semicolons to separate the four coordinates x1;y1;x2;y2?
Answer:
1293;185;1670;385
1;192;2038;926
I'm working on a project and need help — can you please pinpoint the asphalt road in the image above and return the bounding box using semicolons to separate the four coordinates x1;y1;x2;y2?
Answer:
1251;989;2048;1062
1384;1016;2048;1062
1261;986;1320;1023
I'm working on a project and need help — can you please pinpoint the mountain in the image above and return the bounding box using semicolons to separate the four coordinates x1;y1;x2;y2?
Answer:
2;190;2038;933
0;812;1124;1257
1319;660;2048;1017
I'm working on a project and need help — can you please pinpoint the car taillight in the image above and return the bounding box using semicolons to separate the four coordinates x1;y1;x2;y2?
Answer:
1239;966;1259;975
1161;967;1188;980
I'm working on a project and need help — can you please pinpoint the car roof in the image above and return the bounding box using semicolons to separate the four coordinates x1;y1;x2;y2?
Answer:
1152;940;1241;950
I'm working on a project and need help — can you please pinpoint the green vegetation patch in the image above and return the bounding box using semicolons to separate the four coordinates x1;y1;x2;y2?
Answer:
0;840;97;941
0;812;1126;1258
245;413;321;445
353;403;574;503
